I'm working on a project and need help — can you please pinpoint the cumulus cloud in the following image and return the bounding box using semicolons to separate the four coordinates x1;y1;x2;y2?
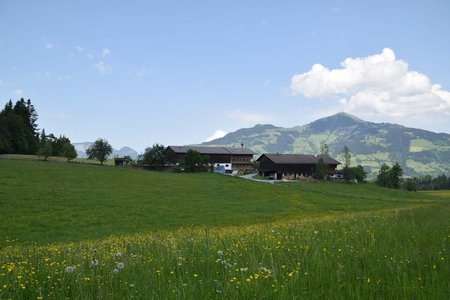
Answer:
205;130;228;142
226;110;273;123
290;48;450;118
93;61;111;74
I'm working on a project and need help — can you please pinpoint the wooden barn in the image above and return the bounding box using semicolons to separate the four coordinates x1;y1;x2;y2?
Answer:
257;153;340;179
166;146;255;172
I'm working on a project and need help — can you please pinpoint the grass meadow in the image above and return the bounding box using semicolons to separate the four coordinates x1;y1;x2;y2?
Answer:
0;159;449;298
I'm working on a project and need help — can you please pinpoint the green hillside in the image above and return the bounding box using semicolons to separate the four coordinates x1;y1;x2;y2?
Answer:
203;112;450;177
0;159;438;246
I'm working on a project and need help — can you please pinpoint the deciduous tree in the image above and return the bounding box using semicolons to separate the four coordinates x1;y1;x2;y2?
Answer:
62;142;77;162
86;138;112;165
143;143;166;166
38;141;53;161
180;149;208;172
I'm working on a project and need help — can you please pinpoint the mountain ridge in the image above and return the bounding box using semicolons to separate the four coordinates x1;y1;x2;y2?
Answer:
203;112;450;177
73;142;139;159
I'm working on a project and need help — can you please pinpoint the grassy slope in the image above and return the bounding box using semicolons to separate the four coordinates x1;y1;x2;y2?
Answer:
1;159;449;299
0;159;442;246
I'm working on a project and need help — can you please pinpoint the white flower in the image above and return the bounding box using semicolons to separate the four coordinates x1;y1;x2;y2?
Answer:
65;266;74;273
314;230;319;234
114;252;122;258
91;259;99;266
113;268;119;274
217;250;223;256
117;262;125;269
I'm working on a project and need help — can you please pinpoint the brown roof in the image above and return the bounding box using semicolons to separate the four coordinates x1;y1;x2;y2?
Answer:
167;146;255;156
258;153;340;165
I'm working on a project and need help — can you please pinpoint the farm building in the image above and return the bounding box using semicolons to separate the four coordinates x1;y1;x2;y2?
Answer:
257;153;340;179
166;146;255;172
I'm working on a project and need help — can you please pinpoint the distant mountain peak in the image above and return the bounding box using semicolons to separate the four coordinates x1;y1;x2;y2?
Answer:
72;142;139;159
308;112;365;131
334;112;364;121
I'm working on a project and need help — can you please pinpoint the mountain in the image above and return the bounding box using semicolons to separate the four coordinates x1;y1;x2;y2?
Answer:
73;142;139;159
203;112;450;178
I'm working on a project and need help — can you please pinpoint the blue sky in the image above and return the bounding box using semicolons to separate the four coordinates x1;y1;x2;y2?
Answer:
1;0;449;152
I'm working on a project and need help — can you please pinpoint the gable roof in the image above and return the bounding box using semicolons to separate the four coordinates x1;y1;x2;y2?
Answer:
257;153;340;165
167;146;255;155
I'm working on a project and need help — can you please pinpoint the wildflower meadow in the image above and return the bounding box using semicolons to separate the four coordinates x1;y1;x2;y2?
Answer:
0;159;448;299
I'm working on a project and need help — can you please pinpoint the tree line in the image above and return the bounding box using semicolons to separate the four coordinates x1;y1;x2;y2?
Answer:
406;174;450;191
0;99;39;154
0;99;77;161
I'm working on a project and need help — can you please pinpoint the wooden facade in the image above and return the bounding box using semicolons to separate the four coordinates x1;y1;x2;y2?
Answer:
166;146;255;172
257;153;340;179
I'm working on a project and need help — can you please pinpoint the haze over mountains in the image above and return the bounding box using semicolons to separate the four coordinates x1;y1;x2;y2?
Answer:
203;113;450;178
73;142;139;159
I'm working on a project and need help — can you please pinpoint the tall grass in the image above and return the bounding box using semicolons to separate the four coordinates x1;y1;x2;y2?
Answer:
1;159;448;298
1;204;448;299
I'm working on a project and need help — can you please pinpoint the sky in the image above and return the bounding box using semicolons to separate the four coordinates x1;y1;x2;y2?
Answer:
1;0;450;152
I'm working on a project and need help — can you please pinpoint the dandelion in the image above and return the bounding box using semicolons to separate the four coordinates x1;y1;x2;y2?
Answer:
114;252;122;258
113;268;119;274
65;266;74;273
6;263;14;273
90;259;99;267
117;262;125;269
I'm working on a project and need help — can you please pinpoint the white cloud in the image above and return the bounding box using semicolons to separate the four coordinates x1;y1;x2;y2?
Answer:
0;79;2;86
205;130;227;142
227;110;273;123
76;46;84;52
102;48;111;57
13;89;24;97
45;43;54;49
86;52;95;60
93;61;111;74
135;68;150;78
35;71;51;78
57;74;71;81
290;48;450;118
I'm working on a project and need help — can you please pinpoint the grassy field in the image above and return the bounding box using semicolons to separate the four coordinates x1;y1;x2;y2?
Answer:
0;159;449;298
0;153;116;165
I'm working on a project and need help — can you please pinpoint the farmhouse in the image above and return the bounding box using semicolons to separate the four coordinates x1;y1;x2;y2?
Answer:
166;146;255;172
257;153;340;179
